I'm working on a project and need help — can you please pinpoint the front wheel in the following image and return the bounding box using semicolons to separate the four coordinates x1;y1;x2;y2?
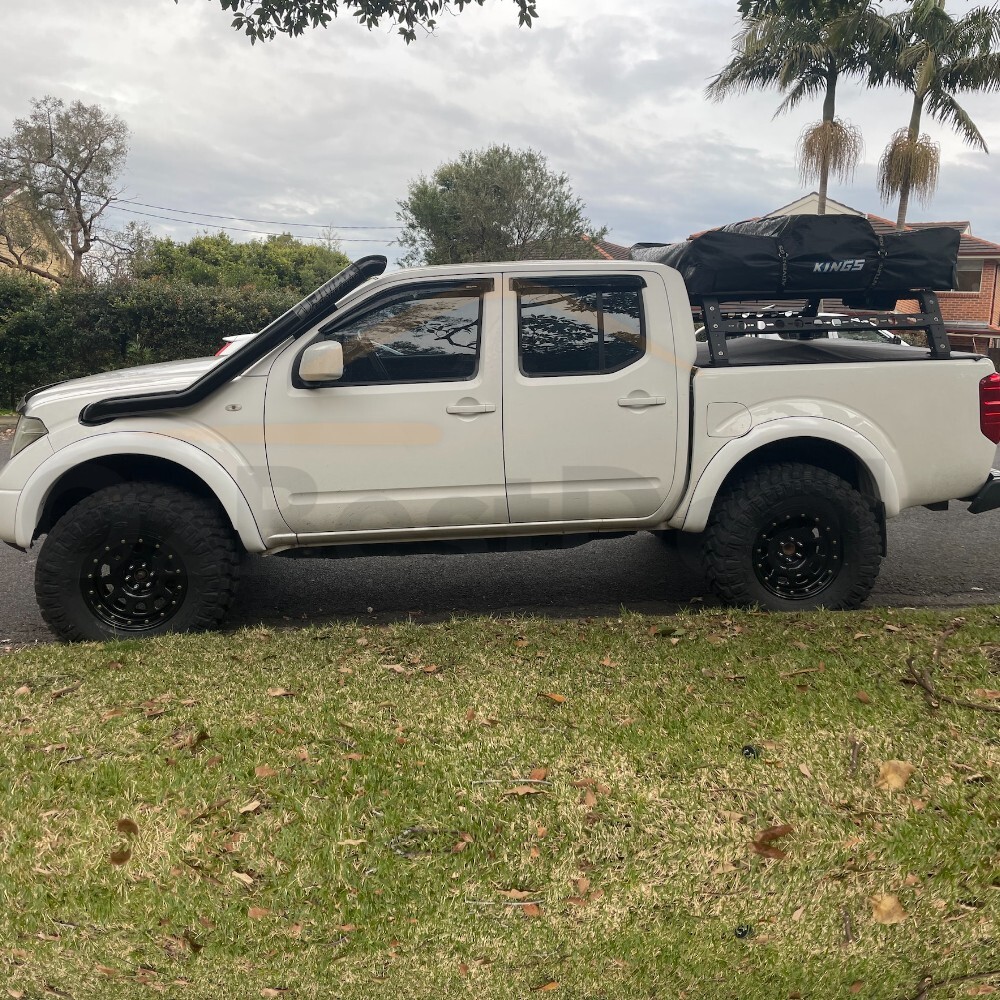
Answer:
703;462;881;611
35;482;241;642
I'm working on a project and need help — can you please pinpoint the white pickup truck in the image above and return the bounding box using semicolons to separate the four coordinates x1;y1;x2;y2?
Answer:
3;254;1000;642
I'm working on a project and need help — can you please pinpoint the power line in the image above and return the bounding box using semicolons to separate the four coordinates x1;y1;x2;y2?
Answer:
105;204;398;244
112;198;401;230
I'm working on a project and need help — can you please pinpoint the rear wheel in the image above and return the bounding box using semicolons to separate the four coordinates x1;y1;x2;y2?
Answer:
35;482;241;642
703;462;881;611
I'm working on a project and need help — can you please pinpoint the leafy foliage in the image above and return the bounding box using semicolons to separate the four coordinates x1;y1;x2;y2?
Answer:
133;231;351;296
397;145;605;266
189;0;538;43
0;96;130;283
872;0;1000;228
707;0;883;213
0;271;293;407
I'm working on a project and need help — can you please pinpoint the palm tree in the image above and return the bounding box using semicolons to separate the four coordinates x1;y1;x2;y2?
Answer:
873;0;1000;230
707;0;885;214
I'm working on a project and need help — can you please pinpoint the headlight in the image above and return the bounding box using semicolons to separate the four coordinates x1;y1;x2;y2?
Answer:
10;416;49;458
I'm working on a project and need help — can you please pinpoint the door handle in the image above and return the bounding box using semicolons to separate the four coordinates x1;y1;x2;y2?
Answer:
447;402;496;415
618;396;667;408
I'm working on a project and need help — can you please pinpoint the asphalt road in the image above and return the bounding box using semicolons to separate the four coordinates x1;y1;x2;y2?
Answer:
2;437;999;648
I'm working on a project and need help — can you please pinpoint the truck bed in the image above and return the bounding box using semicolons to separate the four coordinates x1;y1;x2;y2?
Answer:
694;338;983;368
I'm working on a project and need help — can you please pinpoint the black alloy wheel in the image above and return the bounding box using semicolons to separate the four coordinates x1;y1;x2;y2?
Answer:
703;462;882;611
36;481;241;642
81;533;189;631
752;509;842;601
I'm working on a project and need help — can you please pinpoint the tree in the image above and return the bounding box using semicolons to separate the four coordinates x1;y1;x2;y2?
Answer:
133;231;352;295
707;0;885;214
397;145;605;266
0;96;129;283
188;0;538;43
873;0;1000;230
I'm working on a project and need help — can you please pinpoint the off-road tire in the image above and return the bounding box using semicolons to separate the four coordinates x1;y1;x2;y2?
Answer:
703;462;881;611
35;482;241;642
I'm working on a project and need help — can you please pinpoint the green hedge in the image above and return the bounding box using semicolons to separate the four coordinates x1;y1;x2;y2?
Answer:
0;274;296;409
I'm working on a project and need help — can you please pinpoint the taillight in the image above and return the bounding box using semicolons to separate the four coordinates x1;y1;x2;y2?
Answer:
980;372;1000;443
214;344;228;357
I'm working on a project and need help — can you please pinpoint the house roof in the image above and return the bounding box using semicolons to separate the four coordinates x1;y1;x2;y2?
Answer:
590;237;631;261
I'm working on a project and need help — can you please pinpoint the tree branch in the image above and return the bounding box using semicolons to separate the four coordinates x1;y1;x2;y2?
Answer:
910;970;1000;1000
903;643;1000;714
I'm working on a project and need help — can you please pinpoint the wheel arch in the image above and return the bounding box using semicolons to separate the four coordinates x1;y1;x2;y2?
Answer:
669;421;900;534
16;433;266;553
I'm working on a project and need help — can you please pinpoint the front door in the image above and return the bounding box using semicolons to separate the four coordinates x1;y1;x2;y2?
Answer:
501;272;680;524
265;275;507;535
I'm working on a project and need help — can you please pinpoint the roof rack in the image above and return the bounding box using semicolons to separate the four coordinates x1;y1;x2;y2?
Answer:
695;290;950;366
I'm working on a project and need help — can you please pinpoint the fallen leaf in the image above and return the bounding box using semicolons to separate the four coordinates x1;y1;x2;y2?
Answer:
533;982;560;992
108;848;131;866
116;818;139;836
538;692;566;704
751;824;794;860
248;907;270;919
884;624;902;633
973;689;1000;701
336;924;357;932
204;754;223;768
521;903;542;918
343;753;364;762
871;894;907;924
876;761;916;792
850;982;864;994
338;838;366;846
856;690;872;704
498;889;536;900
94;964;118;977
421;664;441;674
792;906;806;922
13;685;31;697
713;861;740;875
798;764;813;779
266;688;294;698
910;798;928;812
967;986;998;996
231;872;255;887
503;785;546;797
239;799;263;815
261;990;290;998
529;767;549;781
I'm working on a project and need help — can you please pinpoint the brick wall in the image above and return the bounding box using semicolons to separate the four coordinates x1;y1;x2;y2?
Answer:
937;260;999;325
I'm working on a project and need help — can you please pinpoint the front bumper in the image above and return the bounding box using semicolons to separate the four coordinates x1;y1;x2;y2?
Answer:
967;471;1000;514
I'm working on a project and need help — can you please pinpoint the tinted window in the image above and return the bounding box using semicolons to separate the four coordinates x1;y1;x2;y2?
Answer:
319;283;486;385
517;279;644;376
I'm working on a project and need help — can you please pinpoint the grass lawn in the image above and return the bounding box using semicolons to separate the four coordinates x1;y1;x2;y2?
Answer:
1;607;998;999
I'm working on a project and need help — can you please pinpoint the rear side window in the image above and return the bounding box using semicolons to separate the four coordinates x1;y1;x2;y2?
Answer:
316;281;490;386
515;277;645;377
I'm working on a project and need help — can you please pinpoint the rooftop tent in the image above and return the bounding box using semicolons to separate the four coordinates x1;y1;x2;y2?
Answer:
630;215;960;303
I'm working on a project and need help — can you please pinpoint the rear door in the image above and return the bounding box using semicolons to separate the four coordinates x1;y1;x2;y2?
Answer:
501;272;680;523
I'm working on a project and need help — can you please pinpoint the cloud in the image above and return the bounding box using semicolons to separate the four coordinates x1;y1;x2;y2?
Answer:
1;0;998;266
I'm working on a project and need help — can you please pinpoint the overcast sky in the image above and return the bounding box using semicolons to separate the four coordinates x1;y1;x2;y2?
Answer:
2;0;998;267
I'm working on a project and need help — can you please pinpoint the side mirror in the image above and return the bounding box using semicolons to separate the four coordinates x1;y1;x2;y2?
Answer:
299;340;344;384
